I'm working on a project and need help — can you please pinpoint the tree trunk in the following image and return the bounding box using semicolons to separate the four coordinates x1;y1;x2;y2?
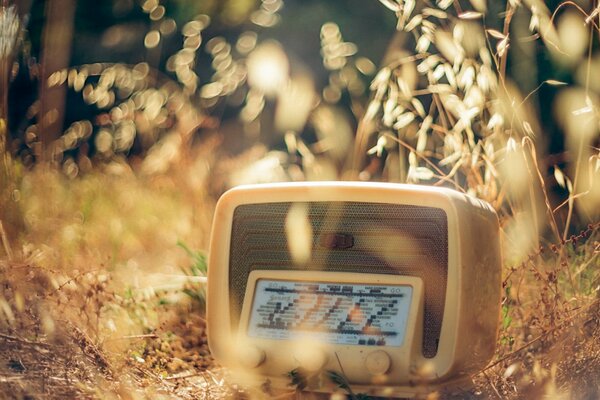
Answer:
0;2;19;162
38;0;76;162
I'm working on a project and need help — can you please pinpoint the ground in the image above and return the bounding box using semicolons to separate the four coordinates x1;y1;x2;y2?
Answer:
0;158;599;399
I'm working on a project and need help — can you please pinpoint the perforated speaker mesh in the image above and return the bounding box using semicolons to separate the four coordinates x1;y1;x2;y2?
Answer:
229;202;448;358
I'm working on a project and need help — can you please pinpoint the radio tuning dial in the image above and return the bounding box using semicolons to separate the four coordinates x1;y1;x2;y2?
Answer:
365;350;391;375
240;345;265;368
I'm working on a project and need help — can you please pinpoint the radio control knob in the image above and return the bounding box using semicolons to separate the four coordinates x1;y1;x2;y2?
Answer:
293;348;327;372
240;345;265;368
365;350;391;375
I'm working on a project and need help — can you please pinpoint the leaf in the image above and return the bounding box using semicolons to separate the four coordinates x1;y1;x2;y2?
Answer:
404;15;422;32
440;151;462;167
584;5;600;25
326;371;371;400
566;176;573;194
427;84;453;94
416;115;433;152
506;137;517;152
416;130;428;153
411;98;426;118
545;79;567;86
437;0;453;10
399;0;416;29
370;67;391;92
364;100;381;121
416;35;431;53
487;113;504;130
502;304;512;329
377;0;400;12
572;106;592;116
435;31;462;63
414;167;435;180
408;151;417;167
522;121;535;136
288;369;308;390
554;166;566;188
459;11;483;19
444;63;457;88
529;12;540;32
393;112;415;130
503;363;520;379
177;240;207;275
486;29;506;40
383;98;397;127
432;64;445;82
497;37;510;57
422;8;448;19
368;135;388;157
326;370;351;390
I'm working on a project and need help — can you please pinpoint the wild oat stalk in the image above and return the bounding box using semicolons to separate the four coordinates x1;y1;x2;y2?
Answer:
361;0;574;214
359;1;600;398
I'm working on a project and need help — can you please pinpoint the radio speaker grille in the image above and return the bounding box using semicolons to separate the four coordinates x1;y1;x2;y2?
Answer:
229;202;448;358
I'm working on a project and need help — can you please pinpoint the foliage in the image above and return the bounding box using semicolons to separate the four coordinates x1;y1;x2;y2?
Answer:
177;240;207;308
177;240;207;276
287;367;308;391
326;370;371;400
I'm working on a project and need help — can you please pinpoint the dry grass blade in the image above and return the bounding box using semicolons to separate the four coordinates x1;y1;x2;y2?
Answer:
459;11;484;19
0;333;51;348
487;29;506;40
377;0;401;13
0;220;12;261
480;297;600;375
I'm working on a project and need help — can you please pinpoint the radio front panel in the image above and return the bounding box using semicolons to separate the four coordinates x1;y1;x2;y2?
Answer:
229;201;447;358
246;277;413;347
236;270;425;385
207;182;502;396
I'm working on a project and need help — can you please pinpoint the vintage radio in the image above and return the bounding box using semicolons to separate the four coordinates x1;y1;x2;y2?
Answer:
207;182;501;397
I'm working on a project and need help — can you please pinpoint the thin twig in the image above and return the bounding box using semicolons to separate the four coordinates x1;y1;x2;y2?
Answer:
549;1;600;31
479;297;600;375
482;370;503;399
563;22;596;241
0;333;51;347
0;376;25;383
499;4;514;80
104;334;159;342
385;133;467;192
165;371;206;381
553;191;590;214
521;137;562;243
334;352;358;400
524;138;579;294
383;52;427;70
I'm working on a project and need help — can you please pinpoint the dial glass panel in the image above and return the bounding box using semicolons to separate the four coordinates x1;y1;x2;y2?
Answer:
247;279;413;347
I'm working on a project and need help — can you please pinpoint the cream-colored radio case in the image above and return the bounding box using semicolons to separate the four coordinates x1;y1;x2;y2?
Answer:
207;182;502;397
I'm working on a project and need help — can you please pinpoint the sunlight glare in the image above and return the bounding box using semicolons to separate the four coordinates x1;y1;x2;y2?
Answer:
247;41;289;96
